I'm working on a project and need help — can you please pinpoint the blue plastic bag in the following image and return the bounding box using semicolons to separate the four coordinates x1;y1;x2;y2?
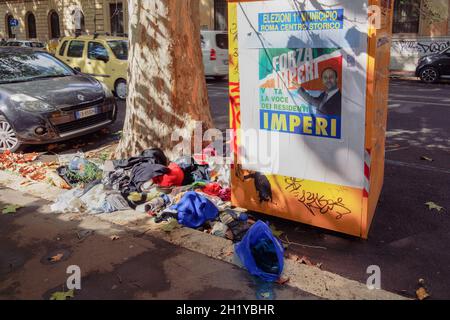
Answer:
235;220;284;282
171;191;219;228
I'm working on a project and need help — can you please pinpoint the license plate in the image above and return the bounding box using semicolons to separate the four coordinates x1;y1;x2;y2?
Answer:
75;107;98;119
223;60;229;65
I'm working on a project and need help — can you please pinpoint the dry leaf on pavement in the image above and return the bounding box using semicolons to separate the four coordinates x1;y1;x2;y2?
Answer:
416;287;430;300
50;289;74;300
49;253;64;262
2;204;23;214
425;202;445;212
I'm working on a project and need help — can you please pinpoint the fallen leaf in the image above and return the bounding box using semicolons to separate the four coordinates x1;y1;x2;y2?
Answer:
416;287;430;300
161;219;181;233
50;289;74;300
276;277;290;285
269;224;284;238
47;144;59;152
420;156;433;162
49;253;64;262
2;204;23;214
425;202;444;212
110;235;120;241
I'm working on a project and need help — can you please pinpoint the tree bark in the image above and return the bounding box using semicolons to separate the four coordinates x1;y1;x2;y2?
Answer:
115;0;214;159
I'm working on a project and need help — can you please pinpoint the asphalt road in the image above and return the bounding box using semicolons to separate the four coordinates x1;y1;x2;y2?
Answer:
19;77;450;299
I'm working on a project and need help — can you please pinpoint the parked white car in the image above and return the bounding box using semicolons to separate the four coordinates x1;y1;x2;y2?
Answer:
201;30;228;79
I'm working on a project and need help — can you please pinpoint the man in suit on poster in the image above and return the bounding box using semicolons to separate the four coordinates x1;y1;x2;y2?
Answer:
293;67;342;116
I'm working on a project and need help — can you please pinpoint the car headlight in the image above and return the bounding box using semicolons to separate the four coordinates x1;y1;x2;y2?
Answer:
100;82;113;99
10;94;56;112
419;56;431;64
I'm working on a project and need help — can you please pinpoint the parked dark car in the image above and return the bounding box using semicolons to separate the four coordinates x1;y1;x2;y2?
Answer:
416;47;450;83
0;47;117;152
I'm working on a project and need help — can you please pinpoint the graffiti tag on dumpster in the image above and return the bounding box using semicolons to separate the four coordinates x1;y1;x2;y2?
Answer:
284;177;351;220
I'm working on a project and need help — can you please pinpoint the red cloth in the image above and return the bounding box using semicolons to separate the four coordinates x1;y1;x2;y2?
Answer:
203;183;222;197
153;162;184;187
218;187;231;201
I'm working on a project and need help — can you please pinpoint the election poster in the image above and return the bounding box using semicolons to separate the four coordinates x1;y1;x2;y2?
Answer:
229;0;394;238
259;47;343;139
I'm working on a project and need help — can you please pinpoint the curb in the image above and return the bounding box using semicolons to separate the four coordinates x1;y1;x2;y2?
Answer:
0;169;408;300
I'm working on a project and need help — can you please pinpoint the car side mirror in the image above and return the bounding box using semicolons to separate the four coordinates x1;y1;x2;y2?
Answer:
73;67;81;72
96;54;109;63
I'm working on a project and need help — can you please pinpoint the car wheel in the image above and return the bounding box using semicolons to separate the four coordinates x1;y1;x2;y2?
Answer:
420;67;439;83
0;115;21;152
114;79;127;100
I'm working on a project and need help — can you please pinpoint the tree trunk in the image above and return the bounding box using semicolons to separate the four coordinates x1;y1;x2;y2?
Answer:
115;0;214;159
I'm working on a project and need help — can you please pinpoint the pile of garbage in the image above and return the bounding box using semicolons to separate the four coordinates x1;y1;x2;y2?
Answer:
0;147;285;283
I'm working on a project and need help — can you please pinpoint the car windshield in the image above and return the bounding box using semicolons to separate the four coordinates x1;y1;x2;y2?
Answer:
0;51;74;84
107;40;128;60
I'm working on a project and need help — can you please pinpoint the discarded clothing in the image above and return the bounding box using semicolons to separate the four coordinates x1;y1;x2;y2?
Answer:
199;193;229;211
103;169;130;193
203;183;222;197
219;209;249;241
235;221;284;282
153;162;184;187
174;156;210;185
218;187;231;201
130;162;169;192
102;192;131;213
170;191;219;228
113;148;168;170
202;183;231;202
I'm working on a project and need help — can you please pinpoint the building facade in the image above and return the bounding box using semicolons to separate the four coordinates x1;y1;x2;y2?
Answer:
391;0;450;71
0;0;226;41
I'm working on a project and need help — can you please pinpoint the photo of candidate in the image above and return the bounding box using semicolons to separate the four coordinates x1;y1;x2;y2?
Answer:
296;67;342;116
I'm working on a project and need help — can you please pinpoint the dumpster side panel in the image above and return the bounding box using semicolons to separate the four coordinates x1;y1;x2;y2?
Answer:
361;0;394;238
